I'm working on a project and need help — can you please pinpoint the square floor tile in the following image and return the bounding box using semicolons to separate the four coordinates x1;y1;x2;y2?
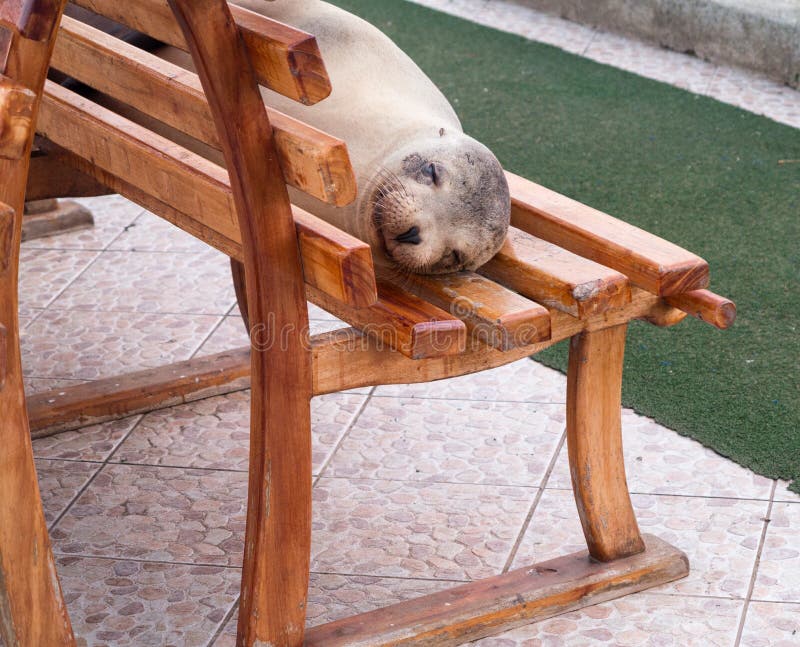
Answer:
22;195;144;252
113;391;367;474
546;409;773;499
18;248;100;310
56;556;238;647
212;574;446;645
375;358;566;403
108;210;211;254
312;477;535;580
51;249;236;315
774;481;800;503
753;502;800;602
740;601;800;646
35;459;100;526
511;489;767;599
483;3;596;55
33;417;141;462
21;310;221;380
325;398;564;486
52;464;247;566
472;593;742;646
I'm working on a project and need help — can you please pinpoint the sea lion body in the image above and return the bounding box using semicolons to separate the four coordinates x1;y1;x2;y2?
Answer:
237;0;511;273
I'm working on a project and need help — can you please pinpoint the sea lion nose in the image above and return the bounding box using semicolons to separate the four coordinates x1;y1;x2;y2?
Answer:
395;226;422;245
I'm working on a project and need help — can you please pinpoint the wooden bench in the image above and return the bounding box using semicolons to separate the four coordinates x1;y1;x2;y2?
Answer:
0;1;735;645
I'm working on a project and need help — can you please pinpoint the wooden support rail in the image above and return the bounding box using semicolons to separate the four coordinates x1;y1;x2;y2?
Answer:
507;172;710;296
35;82;377;307
70;0;332;104
481;226;630;318
50;15;356;206
666;289;736;330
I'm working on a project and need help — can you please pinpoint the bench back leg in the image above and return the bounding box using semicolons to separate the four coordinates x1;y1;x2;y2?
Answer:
566;324;646;562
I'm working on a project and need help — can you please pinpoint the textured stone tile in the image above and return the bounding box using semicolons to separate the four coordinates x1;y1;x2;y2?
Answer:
22;195;144;252
375;358;565;403
23;376;88;396
473;593;742;646
212;574;446;645
326;398;563;486
18;248;99;310
33;417;141;462
51;248;236;315
56;556;238;647
512;488;767;599
584;30;718;93
52;464;247;566
107;210;211;254
774;481;800;503
482;1;596;55
21;309;220;380
35;459;100;526
312;477;534;580
753;502;800;602
707;66;800;129
195;312;347;357
740;601;800;647
113;391;366;474
546;409;773;499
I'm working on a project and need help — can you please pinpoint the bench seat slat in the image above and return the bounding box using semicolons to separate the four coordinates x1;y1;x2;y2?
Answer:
70;0;331;104
388;269;551;351
506;172;709;296
37;81;377;308
51;15;356;206
481;226;631;319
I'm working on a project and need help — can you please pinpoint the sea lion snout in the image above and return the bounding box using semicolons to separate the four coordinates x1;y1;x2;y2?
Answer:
366;135;510;274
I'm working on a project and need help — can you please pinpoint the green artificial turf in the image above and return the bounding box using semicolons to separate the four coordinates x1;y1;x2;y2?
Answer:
329;0;800;492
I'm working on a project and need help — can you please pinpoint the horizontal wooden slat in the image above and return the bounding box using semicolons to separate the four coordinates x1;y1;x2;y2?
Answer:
26;347;251;436
481;226;631;319
36;82;377;307
308;283;466;360
306;534;687;646
50;16;355;206
386;269;550;351
666;289;736;330
506;172;709;296
70;0;331;104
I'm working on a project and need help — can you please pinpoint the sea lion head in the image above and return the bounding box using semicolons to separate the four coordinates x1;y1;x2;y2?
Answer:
361;132;510;274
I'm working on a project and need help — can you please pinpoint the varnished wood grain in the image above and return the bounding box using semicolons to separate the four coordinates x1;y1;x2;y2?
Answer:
567;324;645;562
25;149;111;200
0;0;59;40
666;289;736;330
308;281;467;360
71;0;332;104
0;0;76;643
50;16;355;206
481;226;631;318
507;172;710;296
167;1;315;644
306;534;688;646
0;77;36;159
386;268;551;350
27;347;251;436
35;84;377;308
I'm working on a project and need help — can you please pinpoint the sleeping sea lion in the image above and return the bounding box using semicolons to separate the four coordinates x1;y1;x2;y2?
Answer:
238;0;512;274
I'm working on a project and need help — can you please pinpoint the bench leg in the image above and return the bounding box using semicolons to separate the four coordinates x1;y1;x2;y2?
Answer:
566;323;645;562
0;217;75;645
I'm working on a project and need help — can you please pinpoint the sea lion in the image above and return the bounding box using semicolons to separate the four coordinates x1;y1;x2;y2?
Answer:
235;0;511;274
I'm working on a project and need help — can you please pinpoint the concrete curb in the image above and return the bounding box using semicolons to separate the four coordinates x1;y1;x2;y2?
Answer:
504;0;800;88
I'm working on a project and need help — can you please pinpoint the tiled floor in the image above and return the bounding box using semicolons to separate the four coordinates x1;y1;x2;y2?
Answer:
12;0;800;645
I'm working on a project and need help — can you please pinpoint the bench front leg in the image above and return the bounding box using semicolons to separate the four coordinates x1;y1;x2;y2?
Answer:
566;323;645;562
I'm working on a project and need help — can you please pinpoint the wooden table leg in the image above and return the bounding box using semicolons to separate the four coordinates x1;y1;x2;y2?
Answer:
566;323;645;562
